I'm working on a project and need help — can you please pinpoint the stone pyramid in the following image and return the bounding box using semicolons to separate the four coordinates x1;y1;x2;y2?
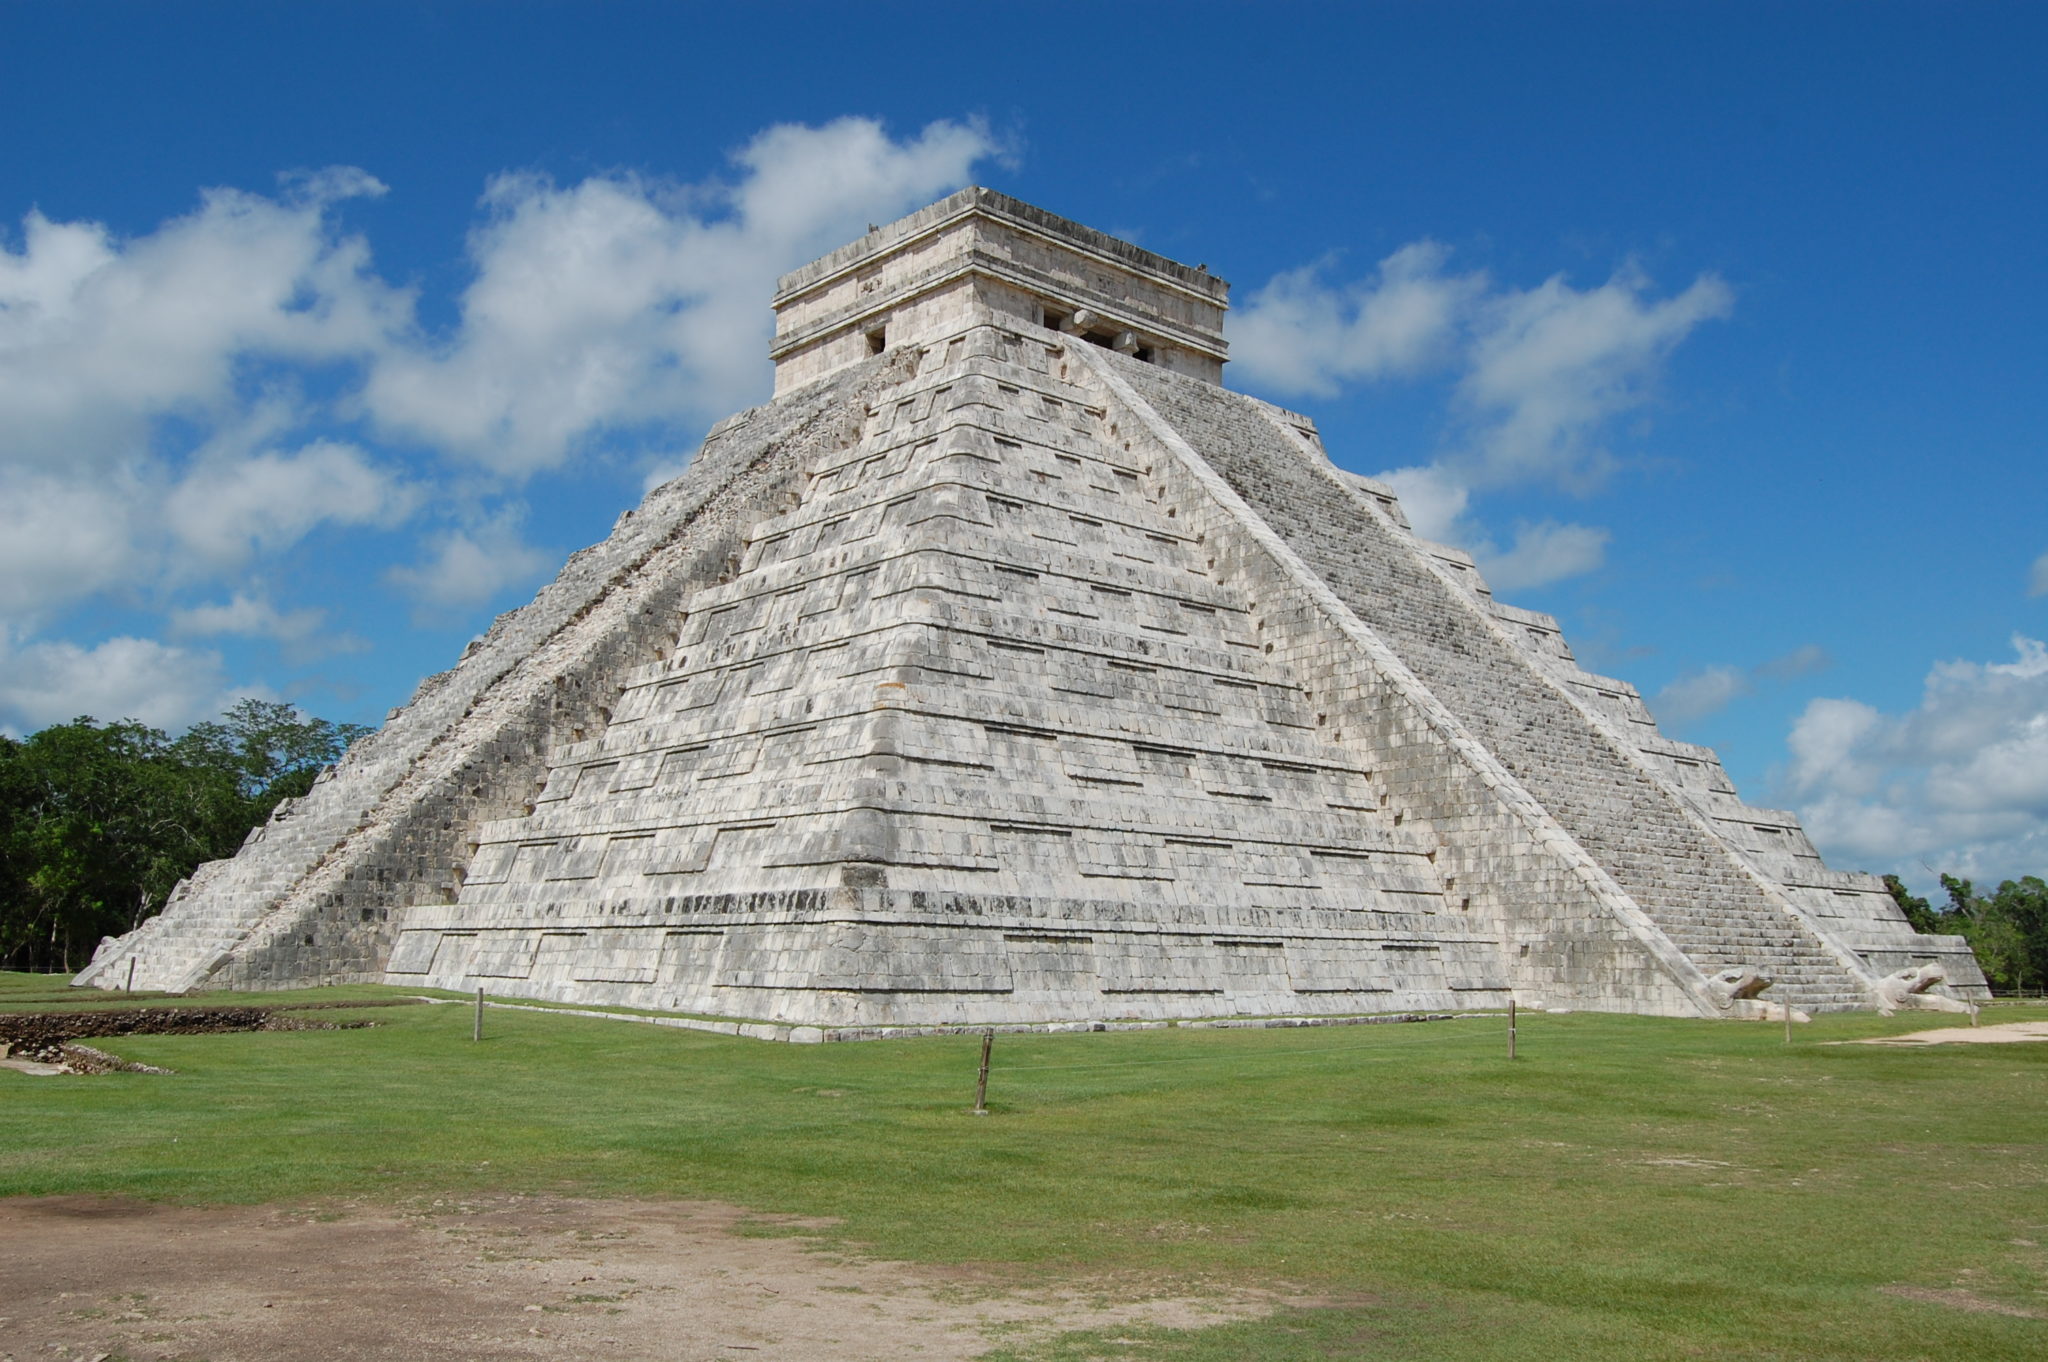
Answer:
79;189;1986;1029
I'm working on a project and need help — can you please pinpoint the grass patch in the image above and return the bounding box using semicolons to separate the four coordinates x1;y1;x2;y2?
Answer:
5;971;2045;1360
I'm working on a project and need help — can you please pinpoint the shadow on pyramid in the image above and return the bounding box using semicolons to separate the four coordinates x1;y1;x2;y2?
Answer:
79;190;1987;1035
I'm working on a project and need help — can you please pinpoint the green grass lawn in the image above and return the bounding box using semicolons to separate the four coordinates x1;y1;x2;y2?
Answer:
4;971;2044;1361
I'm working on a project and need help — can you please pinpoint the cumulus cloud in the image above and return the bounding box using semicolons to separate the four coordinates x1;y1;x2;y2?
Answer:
0;629;256;732
385;509;553;614
1231;242;1481;397
0;170;413;630
1654;644;1833;726
1454;264;1732;491
170;592;324;643
1784;634;2048;882
0;117;1002;727
1478;521;1612;592
0;466;148;619
364;116;1001;475
164;438;415;569
169;592;364;664
1236;244;1731;592
1375;466;1609;590
1656;666;1754;725
1374;464;1471;544
0;169;404;471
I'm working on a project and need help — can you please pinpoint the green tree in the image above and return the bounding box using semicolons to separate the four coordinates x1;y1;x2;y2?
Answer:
0;703;369;972
1884;873;1939;933
0;719;234;971
180;698;372;810
1980;876;2048;993
1927;873;2048;994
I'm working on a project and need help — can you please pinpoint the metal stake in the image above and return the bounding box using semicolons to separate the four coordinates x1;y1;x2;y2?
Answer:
474;985;485;1043
1507;998;1517;1060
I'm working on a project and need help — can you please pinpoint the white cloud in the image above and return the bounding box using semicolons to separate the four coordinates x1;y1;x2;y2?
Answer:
165;438;415;569
1756;643;1831;682
0;466;148;620
169;591;364;664
170;592;323;642
0;118;1005;727
1477;520;1611;591
1656;666;1754;725
386;509;552;614
2028;549;2048;597
0;170;411;631
1654;644;1834;726
363;116;1001;475
1376;466;1609;591
0;628;257;732
1231;242;1481;397
1238;245;1729;595
0;170;403;471
1375;464;1471;544
1237;244;1729;493
1455;264;1732;490
1785;634;2048;882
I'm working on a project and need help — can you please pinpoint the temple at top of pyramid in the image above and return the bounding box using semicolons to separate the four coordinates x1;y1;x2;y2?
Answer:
78;189;1987;1031
769;187;1230;391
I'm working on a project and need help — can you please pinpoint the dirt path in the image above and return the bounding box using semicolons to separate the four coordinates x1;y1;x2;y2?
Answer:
1853;1020;2048;1046
0;1194;1278;1361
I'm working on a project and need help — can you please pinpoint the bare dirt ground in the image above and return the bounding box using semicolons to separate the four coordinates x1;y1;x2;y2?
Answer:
1852;1020;2048;1046
0;1194;1290;1362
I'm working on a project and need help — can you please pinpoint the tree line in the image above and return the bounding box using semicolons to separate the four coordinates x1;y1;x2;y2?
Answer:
0;701;370;973
1885;873;2048;994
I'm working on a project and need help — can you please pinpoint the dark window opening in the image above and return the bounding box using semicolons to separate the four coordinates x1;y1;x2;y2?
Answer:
1040;300;1155;364
866;326;887;355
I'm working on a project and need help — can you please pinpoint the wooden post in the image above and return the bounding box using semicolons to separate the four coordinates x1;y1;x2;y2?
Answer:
1507;998;1517;1060
125;957;136;993
1784;998;1793;1045
973;1028;993;1115
474;986;485;1043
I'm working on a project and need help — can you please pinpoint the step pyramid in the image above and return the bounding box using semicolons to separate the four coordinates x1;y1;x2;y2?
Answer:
78;189;1986;1027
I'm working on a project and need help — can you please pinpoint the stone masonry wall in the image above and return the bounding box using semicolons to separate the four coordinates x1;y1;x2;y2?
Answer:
79;356;910;991
1076;348;1710;1015
379;323;1505;1026
1104;352;1877;1012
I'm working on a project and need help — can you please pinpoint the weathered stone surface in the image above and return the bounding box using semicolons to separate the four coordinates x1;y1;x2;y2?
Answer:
78;191;1987;1023
1874;961;1978;1016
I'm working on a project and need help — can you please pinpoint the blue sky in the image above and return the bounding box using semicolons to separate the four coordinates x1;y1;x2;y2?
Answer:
2;2;2043;890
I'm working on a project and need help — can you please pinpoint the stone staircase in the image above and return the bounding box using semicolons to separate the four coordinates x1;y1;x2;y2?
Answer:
1112;357;1875;1013
78;786;359;992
